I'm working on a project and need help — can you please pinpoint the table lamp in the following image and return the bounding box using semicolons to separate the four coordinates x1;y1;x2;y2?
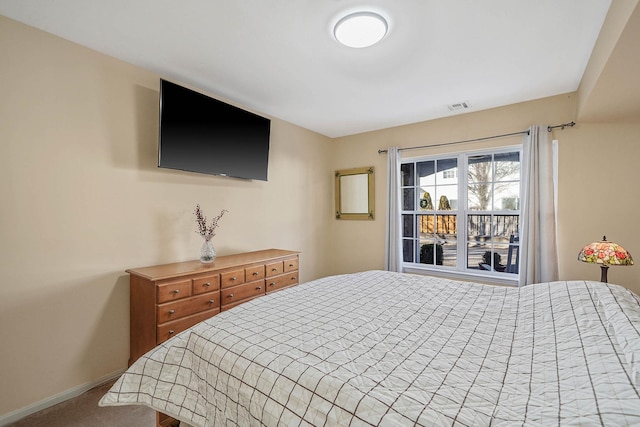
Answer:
578;236;634;282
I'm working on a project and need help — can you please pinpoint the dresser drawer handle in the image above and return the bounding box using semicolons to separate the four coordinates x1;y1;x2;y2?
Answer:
204;282;211;287
227;293;234;298
172;289;180;294
208;299;215;305
256;286;262;290
291;277;296;280
168;310;175;315
169;330;175;335
231;276;237;281
271;268;278;272
289;264;294;267
269;282;275;287
253;272;259;276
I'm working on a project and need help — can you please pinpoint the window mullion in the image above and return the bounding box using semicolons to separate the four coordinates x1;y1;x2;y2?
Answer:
459;153;467;271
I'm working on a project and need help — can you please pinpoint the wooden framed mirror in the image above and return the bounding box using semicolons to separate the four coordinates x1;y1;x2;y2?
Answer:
335;166;374;220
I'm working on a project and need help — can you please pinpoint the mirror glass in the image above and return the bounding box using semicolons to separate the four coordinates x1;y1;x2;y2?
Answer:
340;174;369;213
335;167;374;220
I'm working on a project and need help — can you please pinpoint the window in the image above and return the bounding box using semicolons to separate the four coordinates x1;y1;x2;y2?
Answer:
401;148;521;280
442;169;456;179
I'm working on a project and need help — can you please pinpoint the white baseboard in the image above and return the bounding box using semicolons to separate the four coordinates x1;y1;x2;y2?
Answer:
0;369;125;426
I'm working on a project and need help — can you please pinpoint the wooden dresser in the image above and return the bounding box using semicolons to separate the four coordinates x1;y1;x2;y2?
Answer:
127;248;300;366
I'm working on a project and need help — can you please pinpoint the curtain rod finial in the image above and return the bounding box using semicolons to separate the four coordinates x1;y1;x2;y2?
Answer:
548;121;576;132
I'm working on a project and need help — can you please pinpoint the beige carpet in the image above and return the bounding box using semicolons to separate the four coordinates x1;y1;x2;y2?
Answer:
7;380;156;427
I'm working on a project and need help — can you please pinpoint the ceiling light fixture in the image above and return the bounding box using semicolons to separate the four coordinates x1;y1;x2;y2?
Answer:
334;11;388;48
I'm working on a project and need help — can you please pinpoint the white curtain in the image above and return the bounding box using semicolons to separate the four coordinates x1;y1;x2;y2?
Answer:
384;147;403;272
519;125;559;285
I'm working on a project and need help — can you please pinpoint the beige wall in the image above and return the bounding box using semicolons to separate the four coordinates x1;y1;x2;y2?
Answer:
578;0;640;120
556;121;640;290
331;95;640;295
330;94;577;273
0;16;333;416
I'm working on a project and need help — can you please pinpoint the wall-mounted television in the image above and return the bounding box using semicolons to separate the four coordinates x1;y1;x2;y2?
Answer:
158;79;271;181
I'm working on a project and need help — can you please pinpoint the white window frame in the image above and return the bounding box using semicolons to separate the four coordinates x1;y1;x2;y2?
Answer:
401;145;522;286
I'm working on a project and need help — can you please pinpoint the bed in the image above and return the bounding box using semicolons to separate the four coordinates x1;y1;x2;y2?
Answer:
99;270;640;426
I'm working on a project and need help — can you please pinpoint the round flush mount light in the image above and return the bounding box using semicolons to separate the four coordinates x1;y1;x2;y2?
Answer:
334;11;388;48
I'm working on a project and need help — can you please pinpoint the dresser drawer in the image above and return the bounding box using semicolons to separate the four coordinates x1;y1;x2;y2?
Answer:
157;291;220;324
156;309;219;344
221;280;265;306
221;269;245;288
245;265;265;281
193;274;220;295
266;272;298;293
265;261;284;277
283;257;299;273
157;279;192;303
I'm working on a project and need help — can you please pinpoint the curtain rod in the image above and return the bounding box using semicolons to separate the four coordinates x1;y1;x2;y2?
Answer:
377;121;576;154
547;121;575;132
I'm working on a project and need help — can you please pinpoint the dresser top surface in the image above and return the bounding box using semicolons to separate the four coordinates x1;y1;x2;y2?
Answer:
126;249;299;281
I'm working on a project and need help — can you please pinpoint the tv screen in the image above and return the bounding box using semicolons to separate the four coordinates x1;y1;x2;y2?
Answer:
158;79;271;181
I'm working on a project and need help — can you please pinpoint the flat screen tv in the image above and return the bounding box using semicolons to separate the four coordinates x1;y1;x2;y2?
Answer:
158;79;271;181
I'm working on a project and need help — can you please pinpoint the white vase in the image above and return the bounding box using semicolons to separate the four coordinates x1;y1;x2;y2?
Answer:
200;239;216;264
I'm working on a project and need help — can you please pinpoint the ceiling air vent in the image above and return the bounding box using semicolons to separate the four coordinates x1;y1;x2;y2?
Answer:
447;101;471;111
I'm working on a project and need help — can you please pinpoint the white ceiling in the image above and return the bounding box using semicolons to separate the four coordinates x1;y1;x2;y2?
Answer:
0;0;611;138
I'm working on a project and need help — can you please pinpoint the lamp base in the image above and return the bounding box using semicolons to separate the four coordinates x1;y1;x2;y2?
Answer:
600;265;609;283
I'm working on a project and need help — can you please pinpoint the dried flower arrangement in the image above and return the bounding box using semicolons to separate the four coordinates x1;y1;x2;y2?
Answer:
194;204;228;241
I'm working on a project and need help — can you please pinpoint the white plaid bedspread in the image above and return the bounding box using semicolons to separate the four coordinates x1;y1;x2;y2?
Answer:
100;271;640;426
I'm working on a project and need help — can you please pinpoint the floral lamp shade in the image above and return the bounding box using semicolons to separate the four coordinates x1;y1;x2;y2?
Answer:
578;236;634;282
